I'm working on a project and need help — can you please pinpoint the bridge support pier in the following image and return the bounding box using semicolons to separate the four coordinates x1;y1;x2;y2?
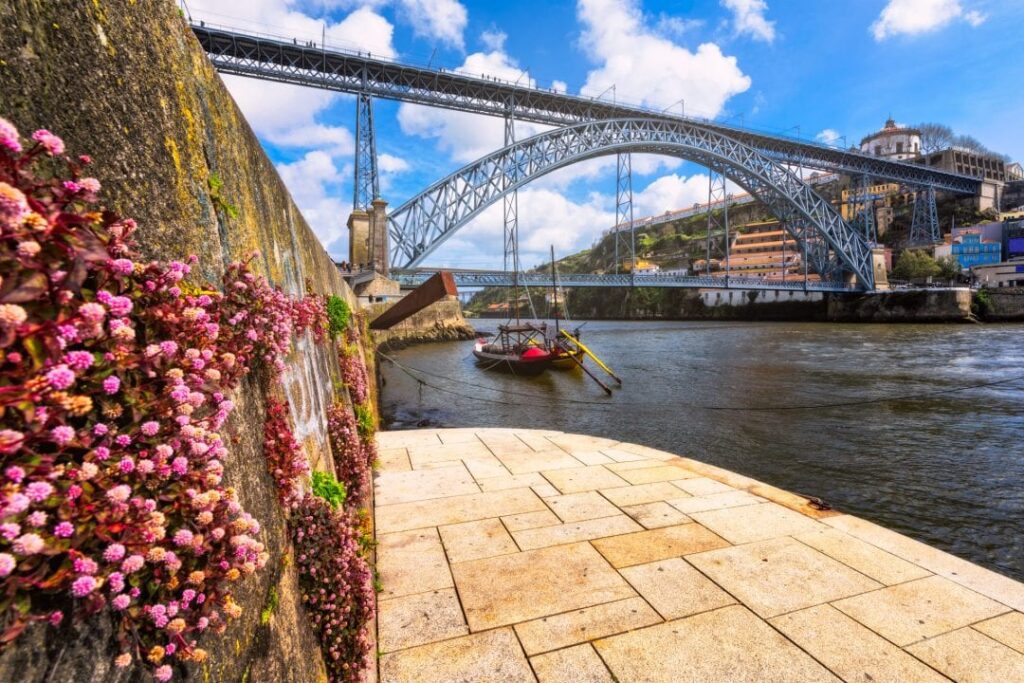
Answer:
347;198;389;275
614;153;635;276
909;185;939;246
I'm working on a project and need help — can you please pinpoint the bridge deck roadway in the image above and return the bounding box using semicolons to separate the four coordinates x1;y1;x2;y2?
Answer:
374;428;1024;683
191;22;980;195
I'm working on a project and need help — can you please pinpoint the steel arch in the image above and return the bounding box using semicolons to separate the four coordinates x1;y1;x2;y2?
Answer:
388;118;875;288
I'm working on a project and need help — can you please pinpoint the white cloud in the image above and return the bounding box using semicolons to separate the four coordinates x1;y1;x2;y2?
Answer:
577;0;751;117
275;151;351;256
551;80;569;94
378;153;411;173
398;49;548;162
655;14;704;38
720;0;776;42
871;0;985;40
815;128;841;146
480;28;507;51
397;0;468;49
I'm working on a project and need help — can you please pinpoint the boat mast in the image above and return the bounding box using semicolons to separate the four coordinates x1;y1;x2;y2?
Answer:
550;245;559;337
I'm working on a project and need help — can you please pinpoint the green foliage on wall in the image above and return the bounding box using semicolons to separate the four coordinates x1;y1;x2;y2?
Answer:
327;295;351;337
311;470;348;510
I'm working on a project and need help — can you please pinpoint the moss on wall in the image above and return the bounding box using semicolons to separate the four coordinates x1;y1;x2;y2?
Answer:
0;1;363;680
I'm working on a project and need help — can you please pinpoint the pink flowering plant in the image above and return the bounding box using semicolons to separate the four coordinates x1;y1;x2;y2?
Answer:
290;495;374;683
338;343;369;406
326;404;373;508
263;398;310;509
0;117;326;679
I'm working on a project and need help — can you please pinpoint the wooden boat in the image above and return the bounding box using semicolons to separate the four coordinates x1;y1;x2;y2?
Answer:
472;323;553;375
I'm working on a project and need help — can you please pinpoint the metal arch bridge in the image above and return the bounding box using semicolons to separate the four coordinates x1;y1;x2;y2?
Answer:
392;270;857;293
190;22;981;194
387;118;875;287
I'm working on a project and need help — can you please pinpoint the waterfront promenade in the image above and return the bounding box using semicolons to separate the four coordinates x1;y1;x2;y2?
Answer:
374;428;1024;682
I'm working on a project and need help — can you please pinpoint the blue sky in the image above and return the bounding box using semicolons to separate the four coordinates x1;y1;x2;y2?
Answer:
186;0;1024;268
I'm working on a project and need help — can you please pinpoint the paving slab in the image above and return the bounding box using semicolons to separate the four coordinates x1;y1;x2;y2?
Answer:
439;518;518;563
512;515;642;551
514;596;662;655
667;490;764;514
529;644;613;683
690;501;824;543
770;603;951;683
377;528;453;599
374;464;479;506
378;588;468;653
376;487;546;533
795;528;932;585
379;627;534;683
501;509;561;532
591;523;729;568
616;463;699;485
594;605;842;682
620;501;691;529
545;491;621;523
973;611;1024;653
689;537;881;618
619;557;734;620
375;429;1024;683
833;575;1009;646
599;482;691;507
451;542;636;631
908;627;1024;683
541;466;630;494
672;476;736;496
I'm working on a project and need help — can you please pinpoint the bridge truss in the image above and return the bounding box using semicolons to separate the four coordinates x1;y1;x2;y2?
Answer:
387;118;874;287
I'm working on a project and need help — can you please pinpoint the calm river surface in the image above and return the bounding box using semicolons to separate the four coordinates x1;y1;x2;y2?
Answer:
380;320;1024;582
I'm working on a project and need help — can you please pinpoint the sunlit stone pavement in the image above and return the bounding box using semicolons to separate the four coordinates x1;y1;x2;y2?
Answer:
373;428;1024;682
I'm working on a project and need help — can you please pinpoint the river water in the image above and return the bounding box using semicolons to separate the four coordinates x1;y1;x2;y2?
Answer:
380;320;1024;582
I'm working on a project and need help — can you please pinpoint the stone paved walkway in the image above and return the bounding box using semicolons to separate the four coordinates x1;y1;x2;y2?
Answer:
374;428;1024;682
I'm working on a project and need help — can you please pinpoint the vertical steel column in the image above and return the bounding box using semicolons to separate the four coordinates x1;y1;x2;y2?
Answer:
614;153;635;276
857;174;876;244
909;185;939;246
353;93;379;211
705;167;728;276
503;112;521;318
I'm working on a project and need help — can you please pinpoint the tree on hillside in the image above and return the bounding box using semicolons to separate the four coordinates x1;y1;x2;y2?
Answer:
937;255;962;281
892;249;942;280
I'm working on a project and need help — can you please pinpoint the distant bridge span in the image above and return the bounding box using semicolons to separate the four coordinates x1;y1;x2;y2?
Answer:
388;118;875;287
393;270;857;293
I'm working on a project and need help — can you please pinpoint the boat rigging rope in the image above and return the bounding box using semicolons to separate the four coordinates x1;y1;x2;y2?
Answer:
377;351;1024;413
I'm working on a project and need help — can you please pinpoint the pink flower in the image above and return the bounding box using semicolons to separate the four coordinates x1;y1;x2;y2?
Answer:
111;594;130;610
173;529;193;546
141;421;160;436
50;425;75;445
93;423;109;436
79;302;105;323
79;177;100;193
31;129;64;155
62;180;81;193
108;571;125;593
108;295;132;316
4;466;25;483
26;511;46;527
73;557;98;575
45;364;76;390
0;553;15;577
103;543;126;563
102;376;121;394
0;304;27;329
71;575;97;598
121;555;144;573
0;117;21;153
109;258;134;275
0;523;20;540
94;446;111;461
53;522;74;538
154;664;172;682
16;241;40;258
48;611;64;626
106;485;131;503
12;533;44;555
118;457;135;474
159;341;178;356
171;457;188;476
63;350;94;371
25;481;54;502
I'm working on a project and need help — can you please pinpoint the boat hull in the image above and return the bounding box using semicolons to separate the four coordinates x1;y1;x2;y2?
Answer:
550;348;585;370
473;344;552;376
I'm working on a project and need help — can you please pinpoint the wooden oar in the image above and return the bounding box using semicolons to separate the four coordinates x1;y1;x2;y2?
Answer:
568;351;613;395
559;330;623;386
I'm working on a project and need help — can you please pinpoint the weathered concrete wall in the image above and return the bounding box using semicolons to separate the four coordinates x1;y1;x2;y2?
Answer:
373;298;477;349
824;289;973;323
0;1;357;680
984;289;1024;321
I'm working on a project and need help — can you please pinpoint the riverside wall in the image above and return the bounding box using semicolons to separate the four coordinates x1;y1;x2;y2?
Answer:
567;287;978;323
372;298;477;350
0;1;359;680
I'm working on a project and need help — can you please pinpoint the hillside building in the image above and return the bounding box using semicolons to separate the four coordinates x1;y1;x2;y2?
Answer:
860;118;921;160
